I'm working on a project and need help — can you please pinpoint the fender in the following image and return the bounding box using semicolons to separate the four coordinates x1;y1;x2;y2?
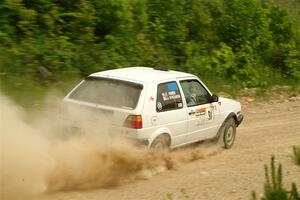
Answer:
216;112;237;138
149;127;172;146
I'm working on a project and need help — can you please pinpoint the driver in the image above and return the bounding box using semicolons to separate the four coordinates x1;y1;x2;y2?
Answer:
186;82;201;106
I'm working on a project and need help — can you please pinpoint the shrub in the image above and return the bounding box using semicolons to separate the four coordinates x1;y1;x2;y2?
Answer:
252;156;300;200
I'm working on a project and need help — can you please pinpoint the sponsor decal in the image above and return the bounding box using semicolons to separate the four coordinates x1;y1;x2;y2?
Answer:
195;108;206;118
162;92;169;101
193;107;213;120
149;96;154;102
196;118;205;126
167;82;179;91
157;102;162;110
161;91;181;101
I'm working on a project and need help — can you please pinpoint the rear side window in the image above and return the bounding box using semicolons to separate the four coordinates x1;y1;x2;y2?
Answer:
69;77;143;110
156;81;183;112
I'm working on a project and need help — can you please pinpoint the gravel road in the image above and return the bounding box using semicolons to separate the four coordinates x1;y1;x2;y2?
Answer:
36;99;300;200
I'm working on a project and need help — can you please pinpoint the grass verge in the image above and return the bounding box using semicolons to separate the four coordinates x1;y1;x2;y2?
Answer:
293;146;300;166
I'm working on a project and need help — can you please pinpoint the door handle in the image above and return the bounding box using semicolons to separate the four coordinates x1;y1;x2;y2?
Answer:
188;111;195;115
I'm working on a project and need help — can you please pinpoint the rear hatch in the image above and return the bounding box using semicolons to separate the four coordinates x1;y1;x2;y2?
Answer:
63;76;144;134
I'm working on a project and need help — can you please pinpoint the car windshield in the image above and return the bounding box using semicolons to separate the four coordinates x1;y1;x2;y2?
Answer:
68;77;143;109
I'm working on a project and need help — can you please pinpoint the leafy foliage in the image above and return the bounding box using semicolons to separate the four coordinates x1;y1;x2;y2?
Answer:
0;0;299;105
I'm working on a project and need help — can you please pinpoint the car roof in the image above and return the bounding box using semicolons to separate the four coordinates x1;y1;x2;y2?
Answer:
89;67;195;84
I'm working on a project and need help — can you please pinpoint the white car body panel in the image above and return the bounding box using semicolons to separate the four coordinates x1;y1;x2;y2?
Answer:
64;67;243;148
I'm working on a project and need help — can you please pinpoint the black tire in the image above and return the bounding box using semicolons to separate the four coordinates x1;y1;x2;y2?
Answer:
222;118;237;149
150;134;170;149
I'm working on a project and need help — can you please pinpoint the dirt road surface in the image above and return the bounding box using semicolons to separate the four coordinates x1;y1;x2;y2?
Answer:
39;99;300;200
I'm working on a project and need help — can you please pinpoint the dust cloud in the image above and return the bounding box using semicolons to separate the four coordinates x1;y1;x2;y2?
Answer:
0;94;53;200
0;93;221;200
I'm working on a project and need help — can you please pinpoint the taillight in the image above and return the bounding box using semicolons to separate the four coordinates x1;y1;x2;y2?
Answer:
124;115;143;129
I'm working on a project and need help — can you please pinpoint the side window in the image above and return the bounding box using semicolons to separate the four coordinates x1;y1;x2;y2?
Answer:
180;80;211;107
156;81;183;112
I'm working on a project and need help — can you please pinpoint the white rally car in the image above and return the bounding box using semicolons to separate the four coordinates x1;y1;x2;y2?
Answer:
64;67;243;149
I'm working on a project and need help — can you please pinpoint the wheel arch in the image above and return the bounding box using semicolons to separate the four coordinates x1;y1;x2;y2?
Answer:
216;112;238;137
149;127;172;147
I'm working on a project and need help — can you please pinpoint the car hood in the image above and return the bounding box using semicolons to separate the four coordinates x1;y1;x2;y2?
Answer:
218;97;241;112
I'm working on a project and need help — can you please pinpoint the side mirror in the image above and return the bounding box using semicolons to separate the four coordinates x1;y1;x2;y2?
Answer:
211;94;219;102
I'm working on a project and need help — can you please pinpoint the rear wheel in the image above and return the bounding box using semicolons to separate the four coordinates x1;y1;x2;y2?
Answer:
150;134;170;149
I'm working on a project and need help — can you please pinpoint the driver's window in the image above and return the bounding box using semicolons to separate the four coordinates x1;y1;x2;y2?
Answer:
180;80;210;107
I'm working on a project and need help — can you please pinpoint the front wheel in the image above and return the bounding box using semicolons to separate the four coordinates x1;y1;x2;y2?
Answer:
223;118;237;149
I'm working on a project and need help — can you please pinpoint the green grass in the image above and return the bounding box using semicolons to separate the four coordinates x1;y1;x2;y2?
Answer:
0;72;300;110
1;68;299;110
0;74;80;110
200;67;300;99
166;188;190;200
252;156;300;200
293;146;300;166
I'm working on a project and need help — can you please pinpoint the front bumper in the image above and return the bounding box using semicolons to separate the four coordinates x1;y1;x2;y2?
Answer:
237;114;244;127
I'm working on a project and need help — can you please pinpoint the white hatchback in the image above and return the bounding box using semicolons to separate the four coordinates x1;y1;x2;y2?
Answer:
64;67;243;149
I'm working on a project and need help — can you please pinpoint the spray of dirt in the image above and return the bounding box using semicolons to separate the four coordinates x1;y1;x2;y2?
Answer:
0;93;222;200
47;137;221;192
0;94;54;200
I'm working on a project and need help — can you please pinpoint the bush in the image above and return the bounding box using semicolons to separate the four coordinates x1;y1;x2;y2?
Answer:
1;0;300;105
252;156;300;200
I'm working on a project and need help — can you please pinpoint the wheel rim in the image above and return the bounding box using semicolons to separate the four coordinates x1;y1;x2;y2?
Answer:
154;142;163;149
151;135;170;149
153;140;166;149
225;126;234;145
